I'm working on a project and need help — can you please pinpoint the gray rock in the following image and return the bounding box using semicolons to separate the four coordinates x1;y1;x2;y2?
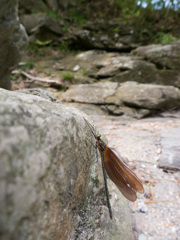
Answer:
0;88;133;240
112;81;180;110
102;105;151;118
159;128;180;170
19;0;47;13
103;105;124;116
62;80;180;118
132;40;180;70
26;16;64;43
90;55;141;79
69;25;139;51
64;102;107;115
61;81;118;104
0;0;28;89
120;106;151;119
112;60;180;88
137;201;148;213
56;50;180;90
18;88;58;102
19;13;46;34
0;88;92;240
92;64;120;79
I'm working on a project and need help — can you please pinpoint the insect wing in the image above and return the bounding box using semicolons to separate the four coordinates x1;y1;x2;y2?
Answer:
103;147;144;201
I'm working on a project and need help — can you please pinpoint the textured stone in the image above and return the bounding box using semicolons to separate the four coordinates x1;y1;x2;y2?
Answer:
0;88;93;240
0;88;133;240
159;127;180;170
113;81;180;110
69;26;139;51
0;0;28;89
112;61;180;88
132;40;180;70
19;0;47;13
19;13;46;34
61;81;118;104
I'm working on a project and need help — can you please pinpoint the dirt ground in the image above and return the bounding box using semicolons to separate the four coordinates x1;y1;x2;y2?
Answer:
90;112;180;240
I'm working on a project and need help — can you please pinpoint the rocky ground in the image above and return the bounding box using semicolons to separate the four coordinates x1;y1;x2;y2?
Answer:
1;1;180;239
87;112;180;240
10;41;180;239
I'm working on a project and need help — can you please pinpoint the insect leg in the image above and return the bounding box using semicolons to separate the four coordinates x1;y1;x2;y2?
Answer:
101;151;113;219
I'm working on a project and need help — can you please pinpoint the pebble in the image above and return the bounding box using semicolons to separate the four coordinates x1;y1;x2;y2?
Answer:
138;201;148;213
138;234;147;240
73;65;80;71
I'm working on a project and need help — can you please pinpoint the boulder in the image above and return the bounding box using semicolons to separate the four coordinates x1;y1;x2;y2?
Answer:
0;88;133;240
110;81;180;110
19;13;47;34
132;40;180;70
19;0;47;13
55;50;180;88
69;22;140;51
20;14;64;42
61;81;180;118
0;0;28;89
61;81;118;104
112;61;180;88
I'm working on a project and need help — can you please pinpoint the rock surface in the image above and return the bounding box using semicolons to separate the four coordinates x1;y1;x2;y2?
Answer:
69;26;139;51
159;127;180;170
62;81;180;118
61;81;118;104
0;88;133;240
91;114;180;240
113;81;180;110
0;0;28;89
132;40;180;70
111;60;180;88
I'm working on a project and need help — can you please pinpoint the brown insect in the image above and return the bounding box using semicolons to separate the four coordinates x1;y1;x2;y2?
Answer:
84;118;145;219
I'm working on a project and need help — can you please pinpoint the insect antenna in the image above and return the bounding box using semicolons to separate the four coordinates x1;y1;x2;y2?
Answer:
83;117;97;138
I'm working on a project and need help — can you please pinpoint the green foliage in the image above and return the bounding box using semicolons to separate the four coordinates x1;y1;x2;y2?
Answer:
154;33;177;44
11;75;19;82
82;69;87;76
69;10;87;25
48;10;59;19
61;25;69;33
46;71;51;76
58;41;69;51
35;39;52;46
27;43;39;51
63;72;74;82
135;10;141;17
113;0;180;28
112;27;120;32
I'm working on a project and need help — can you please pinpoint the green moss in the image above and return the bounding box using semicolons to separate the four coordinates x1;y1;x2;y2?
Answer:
63;72;74;82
